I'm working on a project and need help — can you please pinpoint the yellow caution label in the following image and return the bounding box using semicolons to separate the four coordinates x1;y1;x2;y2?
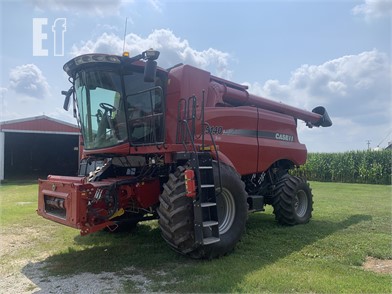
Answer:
109;208;125;220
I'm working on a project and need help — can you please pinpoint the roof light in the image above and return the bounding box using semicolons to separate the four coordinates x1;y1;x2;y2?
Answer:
73;54;121;66
123;51;129;57
143;49;160;61
63;54;122;76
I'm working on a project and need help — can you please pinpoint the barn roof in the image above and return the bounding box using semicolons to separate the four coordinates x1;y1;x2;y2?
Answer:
0;115;80;135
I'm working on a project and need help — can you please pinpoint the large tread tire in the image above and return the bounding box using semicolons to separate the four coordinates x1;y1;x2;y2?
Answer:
157;162;248;259
272;174;313;225
157;166;195;254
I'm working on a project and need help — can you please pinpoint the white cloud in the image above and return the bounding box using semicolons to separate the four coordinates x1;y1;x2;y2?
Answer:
48;107;77;125
31;0;125;16
0;87;7;96
71;29;233;79
0;88;8;121
9;64;50;99
148;0;163;13
71;33;124;56
246;50;391;151
352;0;392;19
249;50;390;116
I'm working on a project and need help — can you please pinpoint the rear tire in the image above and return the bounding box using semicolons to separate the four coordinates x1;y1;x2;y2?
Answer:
157;162;247;259
272;174;313;225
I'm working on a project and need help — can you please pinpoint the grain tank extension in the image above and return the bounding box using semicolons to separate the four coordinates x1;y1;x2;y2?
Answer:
37;50;332;259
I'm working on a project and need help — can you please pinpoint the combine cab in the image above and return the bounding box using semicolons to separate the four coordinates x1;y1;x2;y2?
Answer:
37;50;331;259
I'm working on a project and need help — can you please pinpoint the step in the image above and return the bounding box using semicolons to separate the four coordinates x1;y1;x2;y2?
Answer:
200;202;216;207
203;221;219;227
203;237;220;245
199;166;213;170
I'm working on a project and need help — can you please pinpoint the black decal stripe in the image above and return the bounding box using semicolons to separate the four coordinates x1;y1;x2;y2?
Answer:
223;129;258;138
223;129;293;141
258;131;277;140
223;129;276;139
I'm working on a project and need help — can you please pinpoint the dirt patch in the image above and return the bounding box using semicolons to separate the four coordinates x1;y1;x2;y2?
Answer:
0;227;41;257
22;264;156;293
1;226;178;293
0;226;50;293
362;257;392;274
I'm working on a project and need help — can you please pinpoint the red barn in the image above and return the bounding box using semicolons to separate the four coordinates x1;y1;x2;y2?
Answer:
0;115;80;181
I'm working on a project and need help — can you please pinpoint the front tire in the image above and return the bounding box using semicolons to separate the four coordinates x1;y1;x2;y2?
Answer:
157;162;247;259
272;174;313;225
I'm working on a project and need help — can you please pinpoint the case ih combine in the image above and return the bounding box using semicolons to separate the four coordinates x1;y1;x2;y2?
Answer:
37;49;332;259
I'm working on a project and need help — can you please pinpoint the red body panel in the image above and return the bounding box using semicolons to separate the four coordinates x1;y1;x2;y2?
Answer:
133;179;161;208
192;107;306;175
201;106;259;175
166;65;308;175
256;108;306;171
165;65;211;144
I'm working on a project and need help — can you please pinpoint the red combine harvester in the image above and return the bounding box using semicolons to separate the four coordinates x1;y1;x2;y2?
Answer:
37;50;332;259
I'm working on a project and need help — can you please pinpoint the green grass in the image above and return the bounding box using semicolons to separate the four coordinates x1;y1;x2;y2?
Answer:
1;181;391;293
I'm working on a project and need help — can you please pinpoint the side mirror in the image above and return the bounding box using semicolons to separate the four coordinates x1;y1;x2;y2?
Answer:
144;59;157;83
142;49;160;83
62;87;74;111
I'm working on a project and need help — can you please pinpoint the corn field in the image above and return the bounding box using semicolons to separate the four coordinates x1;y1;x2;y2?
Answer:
292;150;392;185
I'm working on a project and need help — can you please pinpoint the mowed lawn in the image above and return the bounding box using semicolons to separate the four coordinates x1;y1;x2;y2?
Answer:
0;181;391;293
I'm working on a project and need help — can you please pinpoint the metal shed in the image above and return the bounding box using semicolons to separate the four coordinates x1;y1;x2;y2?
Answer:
0;115;80;181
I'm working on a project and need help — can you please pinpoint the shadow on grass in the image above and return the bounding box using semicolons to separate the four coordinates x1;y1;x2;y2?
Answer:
22;214;372;292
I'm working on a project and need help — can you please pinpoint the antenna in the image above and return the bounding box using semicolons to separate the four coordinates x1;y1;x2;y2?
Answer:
377;129;392;147
122;17;128;53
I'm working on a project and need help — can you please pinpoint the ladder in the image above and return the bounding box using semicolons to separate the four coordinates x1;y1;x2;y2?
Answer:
175;94;221;246
190;152;220;245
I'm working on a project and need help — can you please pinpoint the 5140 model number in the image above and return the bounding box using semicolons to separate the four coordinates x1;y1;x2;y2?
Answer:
204;125;223;135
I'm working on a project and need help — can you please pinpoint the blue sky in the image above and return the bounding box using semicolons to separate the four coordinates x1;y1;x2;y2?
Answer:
0;0;391;152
